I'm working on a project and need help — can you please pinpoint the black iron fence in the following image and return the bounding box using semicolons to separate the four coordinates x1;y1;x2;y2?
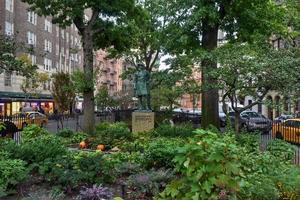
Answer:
1;110;299;165
0;115;28;144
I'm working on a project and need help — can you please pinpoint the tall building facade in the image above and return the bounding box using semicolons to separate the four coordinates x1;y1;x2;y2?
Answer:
0;0;83;116
95;50;123;96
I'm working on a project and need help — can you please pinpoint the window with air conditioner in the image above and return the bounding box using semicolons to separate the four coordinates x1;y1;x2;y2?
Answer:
44;58;52;71
27;11;37;25
5;21;13;36
27;32;36;46
44;40;52;53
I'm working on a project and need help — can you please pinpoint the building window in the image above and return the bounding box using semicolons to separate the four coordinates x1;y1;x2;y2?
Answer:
27;31;37;46
56;44;59;56
27;11;37;25
4;71;12;86
61;29;65;39
44;58;52;71
5;0;13;12
44;19;52;33
28;54;36;65
5;21;13;36
66;32;69;42
44;39;52;52
56;26;59;37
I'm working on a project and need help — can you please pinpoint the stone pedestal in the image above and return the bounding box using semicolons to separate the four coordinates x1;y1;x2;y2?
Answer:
132;112;155;133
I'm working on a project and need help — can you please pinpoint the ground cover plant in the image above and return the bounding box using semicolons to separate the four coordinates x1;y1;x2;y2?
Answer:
1;124;300;200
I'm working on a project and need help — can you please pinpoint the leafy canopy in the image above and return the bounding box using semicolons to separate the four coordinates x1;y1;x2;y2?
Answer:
0;34;37;77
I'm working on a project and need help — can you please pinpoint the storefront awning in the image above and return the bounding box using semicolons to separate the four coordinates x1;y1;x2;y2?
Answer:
0;91;53;101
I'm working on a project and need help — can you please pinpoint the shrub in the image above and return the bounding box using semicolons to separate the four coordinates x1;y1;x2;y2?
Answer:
267;139;295;163
39;153;82;190
116;162;142;177
275;167;300;199
153;123;195;138
22;124;49;141
118;136;150;153
77;185;113;200
126;169;175;199
0;158;28;197
235;133;260;153
142;138;185;169
39;151;117;190
237;149;294;200
18;135;67;166
158;130;242;200
70;132;88;143
94;122;132;148
57;128;74;138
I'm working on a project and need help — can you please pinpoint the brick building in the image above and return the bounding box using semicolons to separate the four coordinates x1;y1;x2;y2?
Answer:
95;50;123;95
0;0;83;116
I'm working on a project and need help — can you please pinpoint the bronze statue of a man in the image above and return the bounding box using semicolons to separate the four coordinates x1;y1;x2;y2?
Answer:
134;63;151;111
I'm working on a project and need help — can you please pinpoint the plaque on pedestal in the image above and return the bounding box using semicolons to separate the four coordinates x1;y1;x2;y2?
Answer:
132;112;155;133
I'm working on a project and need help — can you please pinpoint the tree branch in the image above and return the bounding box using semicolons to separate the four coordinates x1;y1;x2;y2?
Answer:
73;16;85;34
150;50;160;71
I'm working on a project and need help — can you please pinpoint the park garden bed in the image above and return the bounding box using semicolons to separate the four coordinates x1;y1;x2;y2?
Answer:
0;123;300;200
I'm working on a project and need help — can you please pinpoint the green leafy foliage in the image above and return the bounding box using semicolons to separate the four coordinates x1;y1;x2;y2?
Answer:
94;122;132;148
126;169;175;199
0;34;37;77
153;123;195;138
22;124;49;141
95;86;118;111
159;130;242;200
267;139;295;163
143;138;185;169
51;72;75;113
0;158;28;197
3;135;67;168
39;151;117;190
57;128;74;138
69;132;89;144
275;167;300;199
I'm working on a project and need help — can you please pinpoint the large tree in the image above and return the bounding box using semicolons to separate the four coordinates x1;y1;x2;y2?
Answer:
109;0;169;73
51;72;76;128
165;0;299;128
23;0;137;133
215;42;300;133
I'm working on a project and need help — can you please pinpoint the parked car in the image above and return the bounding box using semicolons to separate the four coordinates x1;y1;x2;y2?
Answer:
220;111;271;133
272;119;300;144
274;114;294;123
241;111;272;133
219;111;247;129
172;109;201;124
10;111;48;129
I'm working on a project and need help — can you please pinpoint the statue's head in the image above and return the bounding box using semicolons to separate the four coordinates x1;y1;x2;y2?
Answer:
137;63;145;70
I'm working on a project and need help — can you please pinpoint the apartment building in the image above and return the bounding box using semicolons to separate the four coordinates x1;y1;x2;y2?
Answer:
95;50;123;96
0;0;83;116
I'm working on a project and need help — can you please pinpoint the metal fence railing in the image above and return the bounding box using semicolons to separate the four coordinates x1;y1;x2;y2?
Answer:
1;110;299;165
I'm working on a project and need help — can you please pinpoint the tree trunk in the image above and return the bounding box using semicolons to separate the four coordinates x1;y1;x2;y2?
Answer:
82;32;95;134
201;23;219;129
234;111;240;134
